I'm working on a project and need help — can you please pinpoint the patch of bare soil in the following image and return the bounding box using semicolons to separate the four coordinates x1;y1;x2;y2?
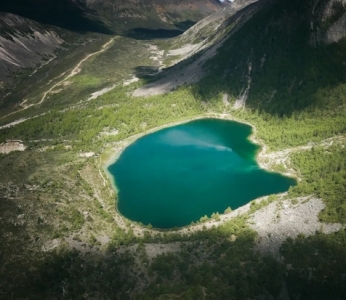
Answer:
79;152;95;158
123;75;139;86
88;84;117;100
0;140;26;154
0;118;28;130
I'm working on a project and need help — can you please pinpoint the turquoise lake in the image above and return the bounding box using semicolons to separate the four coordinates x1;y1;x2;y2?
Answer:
107;118;296;229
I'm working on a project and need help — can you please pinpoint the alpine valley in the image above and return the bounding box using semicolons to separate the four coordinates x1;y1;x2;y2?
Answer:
0;0;346;299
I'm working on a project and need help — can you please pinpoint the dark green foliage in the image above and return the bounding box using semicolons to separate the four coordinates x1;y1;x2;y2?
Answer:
290;144;346;223
0;86;205;149
140;218;283;299
12;249;135;300
281;229;346;299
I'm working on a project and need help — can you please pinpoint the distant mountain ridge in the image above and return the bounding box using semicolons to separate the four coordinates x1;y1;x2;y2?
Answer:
0;0;223;33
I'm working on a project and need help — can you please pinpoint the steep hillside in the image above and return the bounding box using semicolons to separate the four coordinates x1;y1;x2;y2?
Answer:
135;0;346;99
0;0;222;83
196;0;346;116
0;0;222;113
133;0;261;96
0;12;112;114
0;13;64;81
0;0;112;33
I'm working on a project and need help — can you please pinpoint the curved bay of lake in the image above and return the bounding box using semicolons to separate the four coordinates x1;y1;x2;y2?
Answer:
107;118;296;229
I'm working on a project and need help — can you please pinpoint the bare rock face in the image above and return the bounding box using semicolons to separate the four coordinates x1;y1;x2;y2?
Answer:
310;0;346;44
323;9;346;44
0;13;64;81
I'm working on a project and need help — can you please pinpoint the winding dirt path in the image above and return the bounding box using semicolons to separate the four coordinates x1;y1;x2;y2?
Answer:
0;37;117;121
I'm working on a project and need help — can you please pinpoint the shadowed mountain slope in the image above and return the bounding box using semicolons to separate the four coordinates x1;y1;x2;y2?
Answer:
0;0;113;34
0;0;223;35
195;0;346;116
135;0;346;117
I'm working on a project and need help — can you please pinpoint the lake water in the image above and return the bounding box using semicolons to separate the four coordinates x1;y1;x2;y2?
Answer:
107;118;296;229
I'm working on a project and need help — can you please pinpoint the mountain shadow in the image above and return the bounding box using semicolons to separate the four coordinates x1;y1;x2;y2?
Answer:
2;219;345;299
0;0;113;34
125;27;183;40
191;0;346;117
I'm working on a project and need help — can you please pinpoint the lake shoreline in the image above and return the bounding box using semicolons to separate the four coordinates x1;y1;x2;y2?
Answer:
102;113;297;231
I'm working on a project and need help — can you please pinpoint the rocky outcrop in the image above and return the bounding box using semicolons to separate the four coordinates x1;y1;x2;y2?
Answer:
323;10;346;44
310;0;346;44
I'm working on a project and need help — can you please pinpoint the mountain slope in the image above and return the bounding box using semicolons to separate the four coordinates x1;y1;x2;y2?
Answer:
133;0;262;96
197;0;346;115
0;13;64;81
132;0;346;131
0;0;113;33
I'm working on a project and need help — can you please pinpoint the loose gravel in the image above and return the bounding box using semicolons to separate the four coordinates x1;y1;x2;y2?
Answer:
248;197;343;259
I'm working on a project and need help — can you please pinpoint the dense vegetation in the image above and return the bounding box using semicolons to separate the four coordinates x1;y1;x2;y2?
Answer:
0;86;206;147
290;144;346;223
